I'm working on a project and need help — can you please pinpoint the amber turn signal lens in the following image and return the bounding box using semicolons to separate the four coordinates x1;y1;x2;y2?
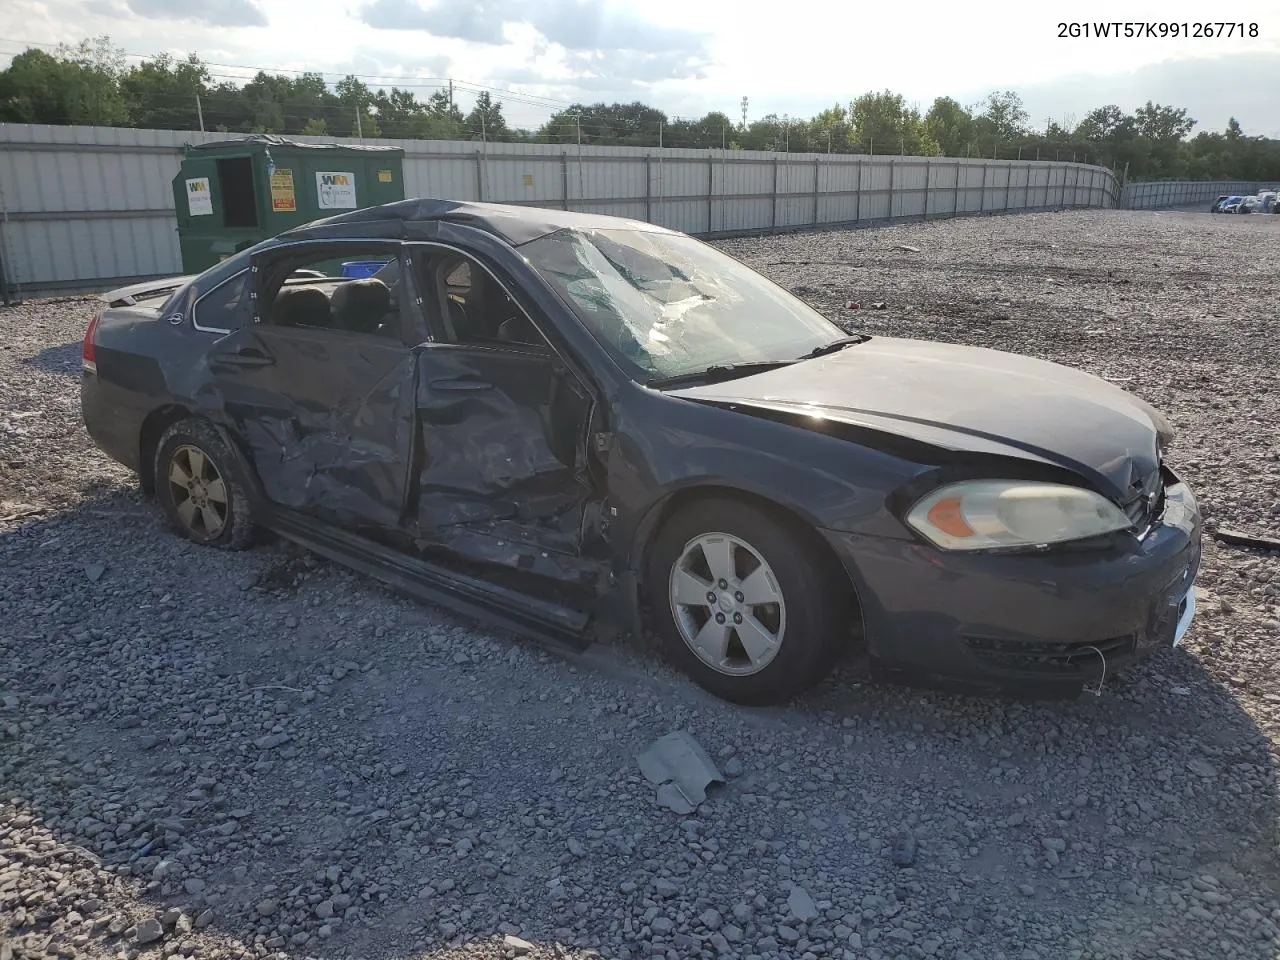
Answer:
926;496;974;538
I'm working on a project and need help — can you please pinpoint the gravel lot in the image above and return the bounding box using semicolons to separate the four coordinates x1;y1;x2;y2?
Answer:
3;208;1279;960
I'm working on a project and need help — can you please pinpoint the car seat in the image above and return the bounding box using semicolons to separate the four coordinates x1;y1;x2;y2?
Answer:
273;286;332;328
331;279;393;335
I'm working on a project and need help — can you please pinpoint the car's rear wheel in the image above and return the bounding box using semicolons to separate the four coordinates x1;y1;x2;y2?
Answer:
154;418;256;550
646;498;848;705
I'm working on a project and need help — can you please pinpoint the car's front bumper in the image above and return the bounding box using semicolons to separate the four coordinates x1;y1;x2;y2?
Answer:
822;472;1202;698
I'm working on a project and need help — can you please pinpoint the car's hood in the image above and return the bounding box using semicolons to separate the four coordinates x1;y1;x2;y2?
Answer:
666;336;1165;503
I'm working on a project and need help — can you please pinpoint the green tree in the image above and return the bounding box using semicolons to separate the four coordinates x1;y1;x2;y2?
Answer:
664;111;736;148
979;90;1028;141
1134;101;1195;141
1075;105;1147;170
335;75;379;137
0;39;129;126
200;79;253;133
406;88;465;139
849;90;939;155
924;97;973;156
539;101;666;146
372;87;424;138
120;53;209;130
810;103;853;152
238;71;288;133
464;90;507;140
301;117;328;135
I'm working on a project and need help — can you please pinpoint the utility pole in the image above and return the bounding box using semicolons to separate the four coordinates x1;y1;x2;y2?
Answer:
740;96;748;129
196;93;205;133
355;104;363;139
448;80;454;110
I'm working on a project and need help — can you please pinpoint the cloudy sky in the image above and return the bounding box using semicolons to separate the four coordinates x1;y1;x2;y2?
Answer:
4;0;1280;136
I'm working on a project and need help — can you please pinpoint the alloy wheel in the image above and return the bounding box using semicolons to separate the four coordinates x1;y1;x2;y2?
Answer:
167;444;229;540
668;532;787;676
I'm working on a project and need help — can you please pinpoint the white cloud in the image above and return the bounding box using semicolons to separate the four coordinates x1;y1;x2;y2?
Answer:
124;0;268;27
3;0;1279;134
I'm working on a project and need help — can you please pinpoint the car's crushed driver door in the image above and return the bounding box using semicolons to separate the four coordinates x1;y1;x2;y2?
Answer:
403;243;603;592
206;241;420;532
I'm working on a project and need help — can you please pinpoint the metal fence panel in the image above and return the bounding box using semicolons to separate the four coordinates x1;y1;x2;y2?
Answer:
1119;180;1265;209
0;122;1129;295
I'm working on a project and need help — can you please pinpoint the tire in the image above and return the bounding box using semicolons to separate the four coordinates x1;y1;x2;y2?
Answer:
154;418;256;550
646;497;849;705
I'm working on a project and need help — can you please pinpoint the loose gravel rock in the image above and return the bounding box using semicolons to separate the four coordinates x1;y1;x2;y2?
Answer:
2;209;1279;960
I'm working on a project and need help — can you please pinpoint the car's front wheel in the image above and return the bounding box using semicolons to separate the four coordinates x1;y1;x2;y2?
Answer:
647;498;849;705
154;418;256;550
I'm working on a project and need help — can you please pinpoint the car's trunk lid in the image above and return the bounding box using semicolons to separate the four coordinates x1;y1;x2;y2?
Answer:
101;275;196;309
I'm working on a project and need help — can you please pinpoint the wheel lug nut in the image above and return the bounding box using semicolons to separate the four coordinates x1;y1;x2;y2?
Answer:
733;612;743;624
717;579;728;589
714;612;726;624
706;591;716;603
734;591;744;603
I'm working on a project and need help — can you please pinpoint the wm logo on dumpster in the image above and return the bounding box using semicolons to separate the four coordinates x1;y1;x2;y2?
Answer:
321;175;350;186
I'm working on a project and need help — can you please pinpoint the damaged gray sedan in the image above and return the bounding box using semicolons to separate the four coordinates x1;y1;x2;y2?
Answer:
81;199;1201;705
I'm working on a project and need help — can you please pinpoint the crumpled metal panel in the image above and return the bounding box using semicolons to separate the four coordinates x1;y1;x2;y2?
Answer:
413;345;588;528
636;730;724;814
204;328;417;530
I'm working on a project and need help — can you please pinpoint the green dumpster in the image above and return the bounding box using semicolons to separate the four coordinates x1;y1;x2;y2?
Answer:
171;135;405;273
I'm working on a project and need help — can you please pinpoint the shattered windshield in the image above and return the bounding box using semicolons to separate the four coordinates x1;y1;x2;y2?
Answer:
520;228;845;383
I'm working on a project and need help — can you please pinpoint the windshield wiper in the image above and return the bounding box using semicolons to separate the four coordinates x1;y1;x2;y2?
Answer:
646;359;796;389
795;335;870;360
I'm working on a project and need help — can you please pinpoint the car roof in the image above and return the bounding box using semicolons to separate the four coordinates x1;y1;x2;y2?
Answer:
277;198;680;247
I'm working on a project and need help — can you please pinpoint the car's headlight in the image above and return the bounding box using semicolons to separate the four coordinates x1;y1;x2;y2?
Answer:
905;480;1133;551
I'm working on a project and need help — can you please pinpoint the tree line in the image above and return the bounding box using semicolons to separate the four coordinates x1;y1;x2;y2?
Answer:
2;37;1277;182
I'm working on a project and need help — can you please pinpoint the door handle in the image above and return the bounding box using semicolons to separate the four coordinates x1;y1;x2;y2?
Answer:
212;347;275;367
430;377;492;392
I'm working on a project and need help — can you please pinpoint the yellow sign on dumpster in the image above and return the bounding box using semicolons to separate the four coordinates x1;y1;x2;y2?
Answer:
270;169;296;212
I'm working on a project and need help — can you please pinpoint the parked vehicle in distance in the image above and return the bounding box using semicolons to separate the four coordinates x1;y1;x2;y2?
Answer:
79;199;1202;705
1210;195;1230;213
1220;196;1245;213
1237;196;1262;213
1257;192;1278;213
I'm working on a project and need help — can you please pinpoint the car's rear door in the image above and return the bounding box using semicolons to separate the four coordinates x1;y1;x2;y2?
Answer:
207;240;420;530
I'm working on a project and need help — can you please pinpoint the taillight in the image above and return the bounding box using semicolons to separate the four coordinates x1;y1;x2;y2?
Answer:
83;310;101;373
